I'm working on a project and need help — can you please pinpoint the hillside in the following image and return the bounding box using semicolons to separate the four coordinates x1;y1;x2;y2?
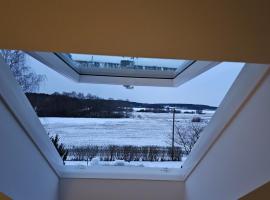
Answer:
26;92;217;118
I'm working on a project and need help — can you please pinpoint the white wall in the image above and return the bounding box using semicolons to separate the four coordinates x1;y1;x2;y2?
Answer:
2;52;269;200
60;178;184;200
185;70;270;199
0;98;59;200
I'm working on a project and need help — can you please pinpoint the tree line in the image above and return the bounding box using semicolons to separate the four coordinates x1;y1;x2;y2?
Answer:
26;92;133;118
68;145;182;162
26;92;216;118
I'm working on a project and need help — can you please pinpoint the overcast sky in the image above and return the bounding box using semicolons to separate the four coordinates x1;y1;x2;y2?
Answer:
27;56;244;107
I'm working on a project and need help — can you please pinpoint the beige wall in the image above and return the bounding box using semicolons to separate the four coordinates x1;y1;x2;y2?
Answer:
60;178;184;200
240;181;270;199
0;99;59;200
1;1;270;63
185;71;270;199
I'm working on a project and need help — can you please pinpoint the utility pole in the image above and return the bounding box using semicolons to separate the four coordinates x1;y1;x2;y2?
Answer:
171;108;175;161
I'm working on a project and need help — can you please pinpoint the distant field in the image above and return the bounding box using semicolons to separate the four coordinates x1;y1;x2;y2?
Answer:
39;111;214;147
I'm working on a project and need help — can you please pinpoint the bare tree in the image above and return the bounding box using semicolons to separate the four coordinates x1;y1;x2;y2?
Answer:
72;147;86;161
174;121;207;155
85;146;98;165
0;50;45;92
108;145;117;161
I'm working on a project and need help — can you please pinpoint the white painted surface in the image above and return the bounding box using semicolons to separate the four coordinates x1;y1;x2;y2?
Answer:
27;51;80;82
0;56;60;200
0;57;63;175
60;165;185;181
60;178;185;200
0;99;59;200
181;64;269;178
185;66;270;200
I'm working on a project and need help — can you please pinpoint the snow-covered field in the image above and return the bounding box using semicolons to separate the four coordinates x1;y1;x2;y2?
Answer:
40;111;214;147
40;111;214;168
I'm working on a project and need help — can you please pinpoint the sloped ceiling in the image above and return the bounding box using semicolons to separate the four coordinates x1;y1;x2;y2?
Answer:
0;0;270;63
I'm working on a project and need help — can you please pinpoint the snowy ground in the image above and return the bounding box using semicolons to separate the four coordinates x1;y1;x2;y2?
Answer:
40;110;214;168
40;111;214;147
65;157;186;168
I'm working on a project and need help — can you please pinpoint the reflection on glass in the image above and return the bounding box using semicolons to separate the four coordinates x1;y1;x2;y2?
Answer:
60;53;193;78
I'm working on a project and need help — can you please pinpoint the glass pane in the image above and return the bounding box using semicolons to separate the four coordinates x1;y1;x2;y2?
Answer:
59;53;193;78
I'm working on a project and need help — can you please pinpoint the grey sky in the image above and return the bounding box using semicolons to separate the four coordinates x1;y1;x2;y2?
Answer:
27;56;244;106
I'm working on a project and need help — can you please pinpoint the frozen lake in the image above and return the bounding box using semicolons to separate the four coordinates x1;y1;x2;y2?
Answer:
40;111;214;147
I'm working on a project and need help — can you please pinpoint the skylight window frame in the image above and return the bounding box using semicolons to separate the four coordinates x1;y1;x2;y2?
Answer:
27;51;219;87
1;53;268;181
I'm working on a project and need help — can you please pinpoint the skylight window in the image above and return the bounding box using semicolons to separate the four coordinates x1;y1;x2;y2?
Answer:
27;51;219;87
1;49;244;171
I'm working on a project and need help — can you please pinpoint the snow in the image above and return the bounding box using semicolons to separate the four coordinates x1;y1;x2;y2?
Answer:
40;111;214;147
40;111;213;168
113;160;126;166
91;157;100;166
65;159;185;168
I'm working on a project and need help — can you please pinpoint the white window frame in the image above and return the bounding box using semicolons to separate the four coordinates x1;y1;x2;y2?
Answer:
27;51;219;87
0;54;269;181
